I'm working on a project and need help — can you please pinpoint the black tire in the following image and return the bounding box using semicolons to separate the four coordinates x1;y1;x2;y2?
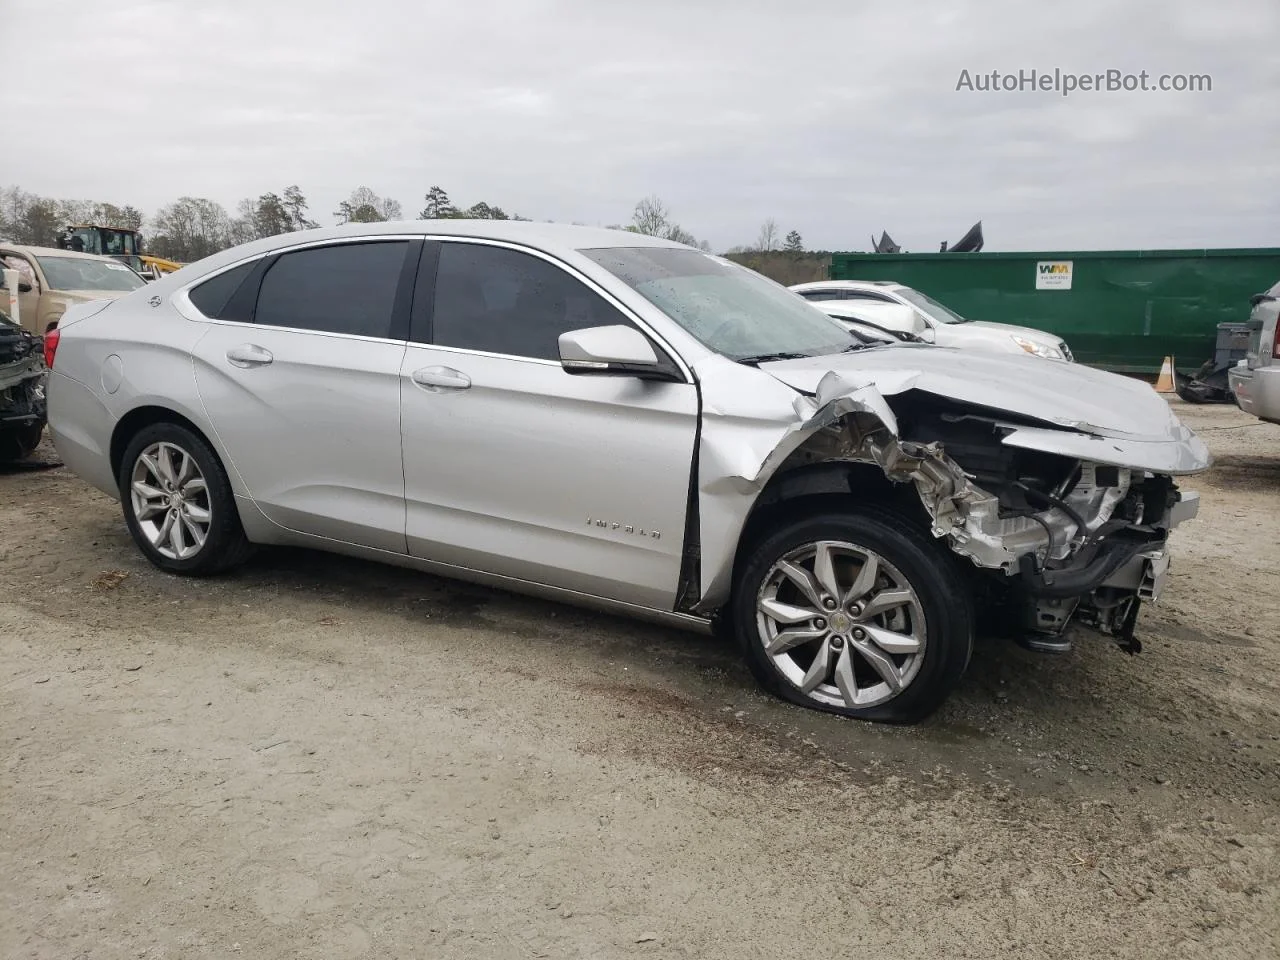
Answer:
733;505;973;724
117;421;254;575
0;424;43;462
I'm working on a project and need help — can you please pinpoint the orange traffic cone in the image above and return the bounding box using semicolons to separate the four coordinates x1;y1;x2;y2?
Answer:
1154;356;1176;393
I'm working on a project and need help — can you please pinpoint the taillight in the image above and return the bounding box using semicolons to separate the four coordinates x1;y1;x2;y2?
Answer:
43;327;60;368
1272;322;1280;361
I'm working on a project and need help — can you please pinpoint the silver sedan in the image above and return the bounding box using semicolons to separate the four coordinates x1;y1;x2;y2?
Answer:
47;222;1208;722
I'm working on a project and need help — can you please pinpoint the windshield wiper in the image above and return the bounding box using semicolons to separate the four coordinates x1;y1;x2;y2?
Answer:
735;351;812;365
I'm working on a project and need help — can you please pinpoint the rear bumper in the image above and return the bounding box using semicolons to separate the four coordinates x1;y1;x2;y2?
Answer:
47;370;119;497
1228;362;1280;424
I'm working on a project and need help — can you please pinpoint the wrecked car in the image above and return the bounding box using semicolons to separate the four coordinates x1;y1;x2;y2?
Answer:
0;308;46;460
44;223;1209;723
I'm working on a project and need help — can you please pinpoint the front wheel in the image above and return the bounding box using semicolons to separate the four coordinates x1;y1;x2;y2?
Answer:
733;507;973;724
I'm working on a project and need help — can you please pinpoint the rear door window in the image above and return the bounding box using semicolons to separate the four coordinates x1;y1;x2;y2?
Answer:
254;241;409;338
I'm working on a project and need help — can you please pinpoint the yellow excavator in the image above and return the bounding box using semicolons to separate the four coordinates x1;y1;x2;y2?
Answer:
55;224;184;280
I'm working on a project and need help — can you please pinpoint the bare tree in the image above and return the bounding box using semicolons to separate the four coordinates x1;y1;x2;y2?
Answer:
147;197;234;261
631;195;671;237
0;187;63;246
756;218;779;252
335;186;402;224
628;195;704;247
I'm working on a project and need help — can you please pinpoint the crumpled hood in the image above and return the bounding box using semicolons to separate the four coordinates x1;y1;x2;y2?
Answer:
761;344;1211;474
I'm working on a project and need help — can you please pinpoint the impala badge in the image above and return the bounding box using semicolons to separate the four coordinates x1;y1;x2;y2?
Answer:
587;517;660;539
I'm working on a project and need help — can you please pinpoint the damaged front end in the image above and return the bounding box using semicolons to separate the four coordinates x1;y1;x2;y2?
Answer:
0;314;48;460
695;359;1209;653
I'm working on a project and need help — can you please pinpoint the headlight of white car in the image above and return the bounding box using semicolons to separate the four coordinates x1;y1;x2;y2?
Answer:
1011;335;1065;360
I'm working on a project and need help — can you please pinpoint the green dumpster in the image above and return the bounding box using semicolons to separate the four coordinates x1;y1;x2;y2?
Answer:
828;248;1280;374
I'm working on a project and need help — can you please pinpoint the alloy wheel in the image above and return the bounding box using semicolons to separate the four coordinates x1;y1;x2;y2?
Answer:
129;441;212;560
755;540;927;709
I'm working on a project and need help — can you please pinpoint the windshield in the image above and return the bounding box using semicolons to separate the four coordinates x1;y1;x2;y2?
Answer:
582;247;858;362
893;286;968;324
36;256;146;293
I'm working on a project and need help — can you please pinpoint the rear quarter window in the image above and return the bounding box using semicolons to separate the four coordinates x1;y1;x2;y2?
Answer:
188;262;255;319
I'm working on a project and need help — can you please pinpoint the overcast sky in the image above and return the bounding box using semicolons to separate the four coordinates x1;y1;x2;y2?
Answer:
8;0;1278;252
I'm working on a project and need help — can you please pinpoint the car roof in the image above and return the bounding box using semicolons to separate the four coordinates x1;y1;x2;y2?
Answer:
150;220;690;286
0;243;123;262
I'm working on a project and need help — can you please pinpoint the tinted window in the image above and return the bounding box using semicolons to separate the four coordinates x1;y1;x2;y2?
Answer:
254;241;408;337
430;243;632;359
846;291;894;302
188;262;255;319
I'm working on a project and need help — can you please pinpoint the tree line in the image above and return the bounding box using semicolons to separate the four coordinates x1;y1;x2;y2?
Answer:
1;182;810;265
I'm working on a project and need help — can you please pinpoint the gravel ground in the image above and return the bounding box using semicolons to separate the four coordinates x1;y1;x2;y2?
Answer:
2;399;1278;959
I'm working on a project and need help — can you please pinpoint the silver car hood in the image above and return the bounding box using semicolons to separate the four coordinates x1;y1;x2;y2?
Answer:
759;344;1211;475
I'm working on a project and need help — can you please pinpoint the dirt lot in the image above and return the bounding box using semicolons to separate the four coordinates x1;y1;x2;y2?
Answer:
3;399;1279;959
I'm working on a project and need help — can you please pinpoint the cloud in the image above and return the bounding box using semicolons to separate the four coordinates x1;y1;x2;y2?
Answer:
6;0;1277;251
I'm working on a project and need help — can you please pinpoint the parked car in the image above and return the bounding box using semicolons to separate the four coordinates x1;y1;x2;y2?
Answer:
46;223;1207;723
0;308;46;460
790;279;1073;360
0;244;148;334
1227;279;1280;423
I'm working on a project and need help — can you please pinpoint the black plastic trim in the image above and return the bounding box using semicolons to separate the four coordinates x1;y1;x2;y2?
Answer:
388;239;424;342
407;241;441;345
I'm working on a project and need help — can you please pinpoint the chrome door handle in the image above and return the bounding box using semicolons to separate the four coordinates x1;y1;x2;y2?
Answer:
226;344;274;368
411;365;471;390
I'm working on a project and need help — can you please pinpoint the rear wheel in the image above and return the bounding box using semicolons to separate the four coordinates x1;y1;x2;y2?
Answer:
117;422;253;574
733;507;973;724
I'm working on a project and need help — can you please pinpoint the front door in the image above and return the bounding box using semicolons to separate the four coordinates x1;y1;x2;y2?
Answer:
400;240;698;610
190;239;416;553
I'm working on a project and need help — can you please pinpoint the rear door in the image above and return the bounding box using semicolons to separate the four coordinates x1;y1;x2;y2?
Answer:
398;240;699;609
189;239;420;552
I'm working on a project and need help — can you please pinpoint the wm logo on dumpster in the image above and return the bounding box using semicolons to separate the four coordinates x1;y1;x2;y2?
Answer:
1035;260;1073;290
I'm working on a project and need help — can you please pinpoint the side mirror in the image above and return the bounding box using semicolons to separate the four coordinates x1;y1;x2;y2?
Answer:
17;280;32;293
559;325;674;379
